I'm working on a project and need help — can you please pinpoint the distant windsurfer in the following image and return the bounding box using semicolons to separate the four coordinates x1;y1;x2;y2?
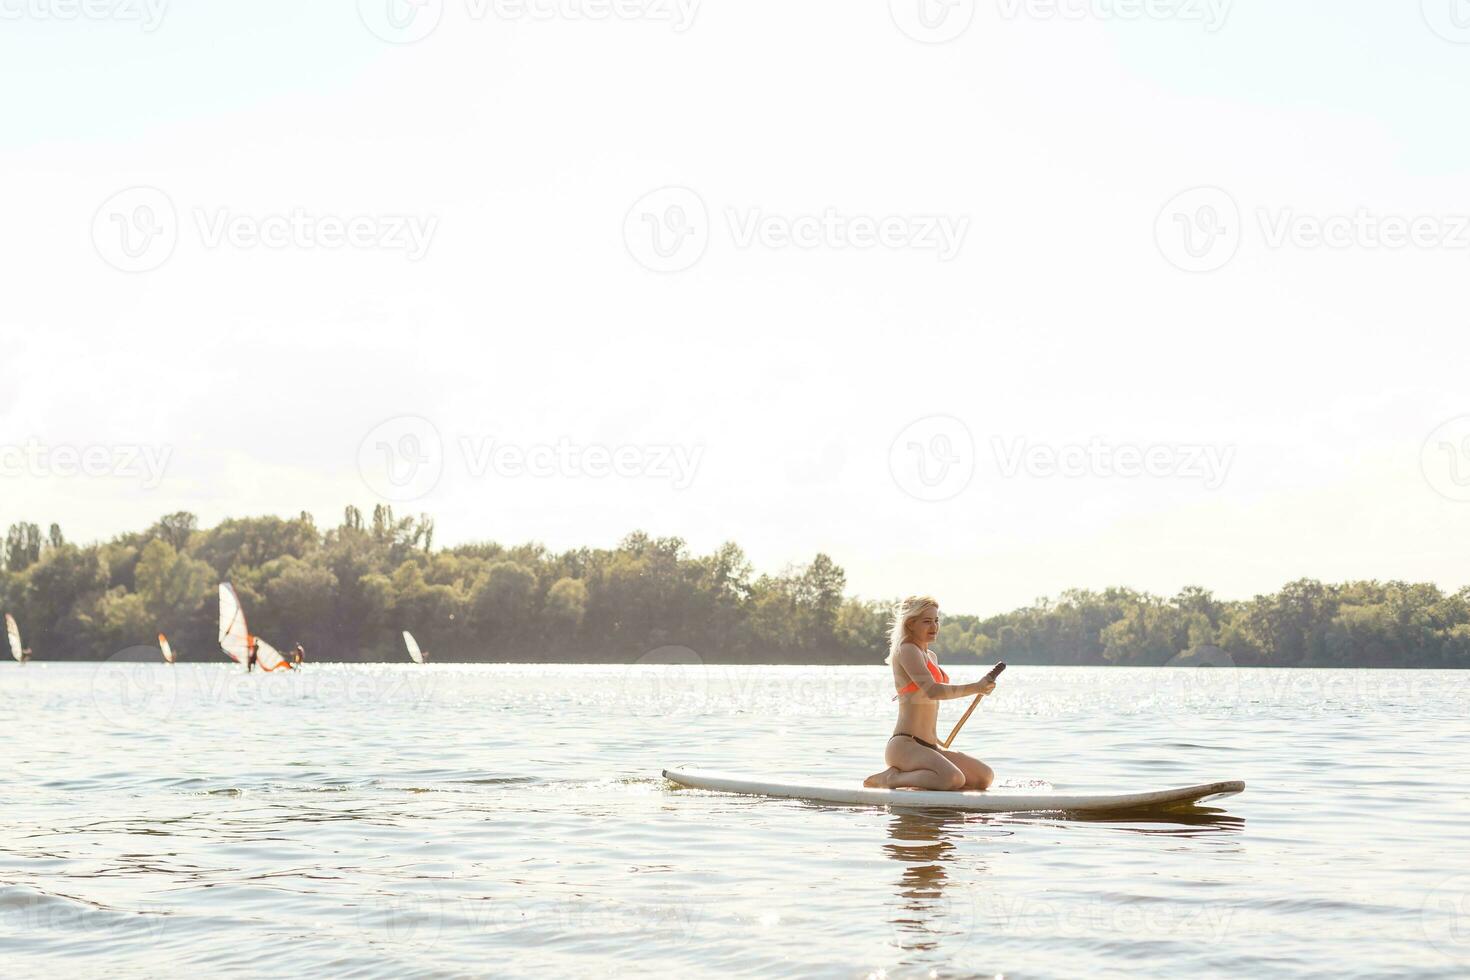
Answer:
863;596;998;791
292;643;305;666
247;637;259;673
20;647;31;665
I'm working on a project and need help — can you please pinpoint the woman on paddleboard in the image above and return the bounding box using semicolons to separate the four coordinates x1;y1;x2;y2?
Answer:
864;596;998;791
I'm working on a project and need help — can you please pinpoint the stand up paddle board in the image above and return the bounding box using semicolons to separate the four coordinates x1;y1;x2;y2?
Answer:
662;768;1244;814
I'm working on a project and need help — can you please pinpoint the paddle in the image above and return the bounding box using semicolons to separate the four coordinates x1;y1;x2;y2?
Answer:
942;662;1006;749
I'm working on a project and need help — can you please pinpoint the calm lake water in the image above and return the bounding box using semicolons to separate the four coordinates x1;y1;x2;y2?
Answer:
1;663;1467;978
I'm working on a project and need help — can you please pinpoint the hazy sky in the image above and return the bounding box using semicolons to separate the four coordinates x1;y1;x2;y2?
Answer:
2;1;1468;616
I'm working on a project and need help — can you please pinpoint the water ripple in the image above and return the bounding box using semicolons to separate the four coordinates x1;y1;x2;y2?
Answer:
1;664;1466;978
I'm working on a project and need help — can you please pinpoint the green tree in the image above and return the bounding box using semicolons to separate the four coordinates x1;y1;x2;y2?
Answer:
796;553;846;642
545;576;589;633
5;522;42;572
135;539;214;626
25;544;109;654
260;556;340;653
470;561;537;649
97;587;150;651
151;512;198;552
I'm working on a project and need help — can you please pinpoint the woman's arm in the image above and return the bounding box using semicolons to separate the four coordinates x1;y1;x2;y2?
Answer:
895;645;998;701
924;679;997;701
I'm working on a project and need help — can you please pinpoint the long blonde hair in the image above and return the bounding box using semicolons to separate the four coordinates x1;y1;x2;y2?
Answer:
885;595;939;665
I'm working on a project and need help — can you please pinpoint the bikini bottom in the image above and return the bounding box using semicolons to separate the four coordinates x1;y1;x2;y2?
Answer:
888;733;941;752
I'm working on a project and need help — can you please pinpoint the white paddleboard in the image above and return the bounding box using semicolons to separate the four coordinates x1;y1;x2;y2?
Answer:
662;768;1244;814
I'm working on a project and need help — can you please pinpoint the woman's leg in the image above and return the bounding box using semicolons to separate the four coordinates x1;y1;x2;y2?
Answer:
862;767;899;787
869;737;966;791
938;748;994;790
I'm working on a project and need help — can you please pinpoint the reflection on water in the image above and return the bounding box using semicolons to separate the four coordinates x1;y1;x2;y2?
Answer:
883;810;982;951
879;803;1241;952
1058;805;1246;835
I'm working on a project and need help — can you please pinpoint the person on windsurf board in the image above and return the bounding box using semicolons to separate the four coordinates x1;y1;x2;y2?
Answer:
218;583;292;672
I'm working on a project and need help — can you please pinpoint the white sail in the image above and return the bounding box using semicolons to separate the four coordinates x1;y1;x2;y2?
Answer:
5;614;22;662
219;583;250;664
403;630;424;664
159;632;175;664
254;638;290;672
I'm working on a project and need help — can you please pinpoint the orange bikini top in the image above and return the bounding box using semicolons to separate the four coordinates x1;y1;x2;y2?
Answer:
893;658;949;700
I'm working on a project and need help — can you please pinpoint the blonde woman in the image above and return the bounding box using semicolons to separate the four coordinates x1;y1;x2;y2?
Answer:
864;596;998;791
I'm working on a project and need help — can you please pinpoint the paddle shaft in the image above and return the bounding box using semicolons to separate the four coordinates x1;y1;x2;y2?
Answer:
942;662;1007;749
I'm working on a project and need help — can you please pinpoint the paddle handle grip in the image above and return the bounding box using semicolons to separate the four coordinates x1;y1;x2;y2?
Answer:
942;662;1007;749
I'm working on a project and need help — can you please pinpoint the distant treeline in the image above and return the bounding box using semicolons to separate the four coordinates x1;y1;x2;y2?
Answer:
1;509;1467;667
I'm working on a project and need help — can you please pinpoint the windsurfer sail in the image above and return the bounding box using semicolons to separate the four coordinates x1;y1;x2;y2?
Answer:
6;614;24;664
218;583;292;672
402;630;426;664
159;632;176;665
254;638;290;672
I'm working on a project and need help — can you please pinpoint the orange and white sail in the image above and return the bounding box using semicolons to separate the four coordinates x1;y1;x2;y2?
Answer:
158;632;176;664
218;583;291;671
254;638;290;672
403;630;424;664
5;614;22;662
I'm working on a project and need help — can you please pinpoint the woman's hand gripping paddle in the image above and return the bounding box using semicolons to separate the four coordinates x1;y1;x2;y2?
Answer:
942;662;1006;749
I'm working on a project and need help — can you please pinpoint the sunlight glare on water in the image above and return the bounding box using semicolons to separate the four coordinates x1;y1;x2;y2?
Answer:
1;663;1467;978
